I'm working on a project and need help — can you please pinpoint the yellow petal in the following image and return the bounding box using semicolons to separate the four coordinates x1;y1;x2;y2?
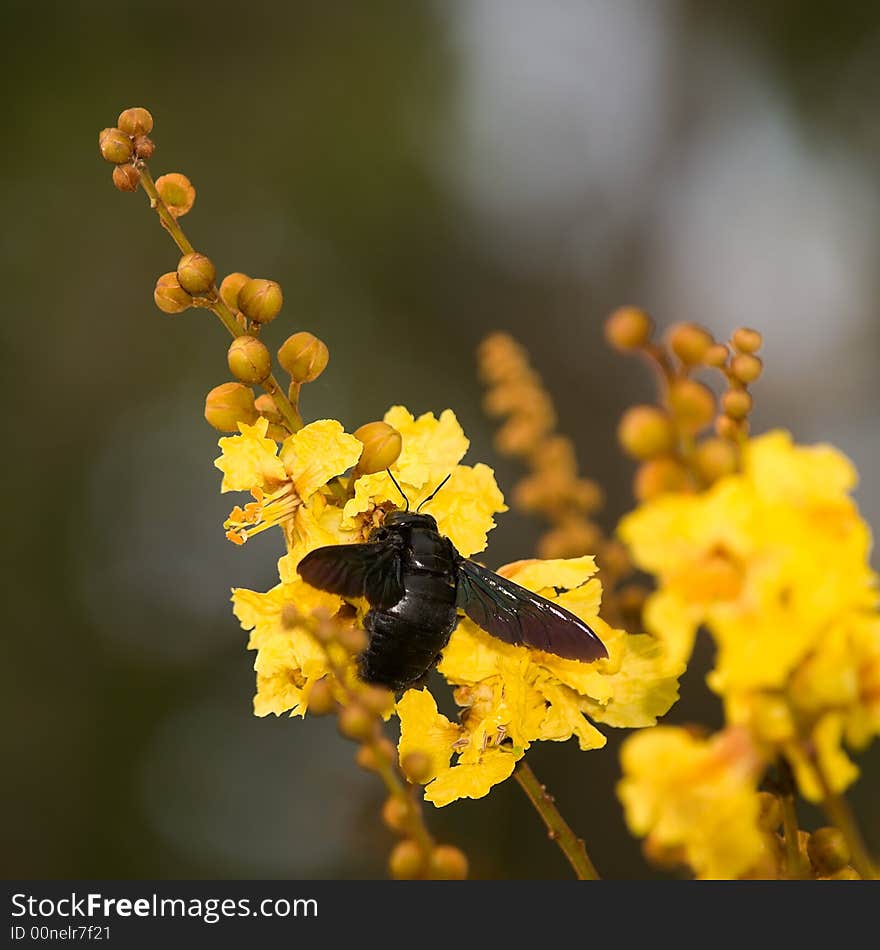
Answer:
420;463;507;557
497;556;597;594
618;726;766;879
232;578;342;650
577;632;684;728
215;417;287;493
537;683;607;750
786;713;860;802
397;689;461;782
383;406;469;489
252;636;309;717
279;419;362;500
286;496;362;569
424;747;520;807
641;589;701;669
745;430;858;506
439;623;515;684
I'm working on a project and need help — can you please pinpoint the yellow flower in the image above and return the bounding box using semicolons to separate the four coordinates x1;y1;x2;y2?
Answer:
620;430;877;688
343;406;507;557
228;406;512;723
621;429;880;803
233;563;343;717
216;417;362;545
618;726;768;879
724;611;880;801
397;557;684;806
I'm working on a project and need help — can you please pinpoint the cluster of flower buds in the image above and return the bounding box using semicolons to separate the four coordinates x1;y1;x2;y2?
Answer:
99;107;155;192
605;307;763;500
201;272;334;438
750;794;861;879
479;334;603;555
294;609;468;880
99;105;309;441
478;333;636;624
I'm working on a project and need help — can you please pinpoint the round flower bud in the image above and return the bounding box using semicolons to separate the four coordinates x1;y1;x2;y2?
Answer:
634;457;689;502
354;421;402;474
704;343;730;367
807;827;850;875
600;539;631;576
742;835;785;880
428;845;469;880
722;388;752;420
155;172;195;217
337;703;377;742
227;335;271;384
278;331;329;382
537;519;601;560
98;127;133;164
132;134;155;160
389;840;426;880
605;306;653;351
239;278;283;324
219;272;250;311
355;737;395;773
617;405;675;460
177;253;216;295
400;751;433;785
667;323;714;365
731;353;763;384
336;623;368;655
117;107;153;137
693;437;738;483
667;378;716;433
715;415;740;440
305;678;336;716
153;272;193;314
204;382;258;432
112;164;140;192
756;792;783;832
381;796;411;834
254;393;283;424
732;327;762;354
360;685;395;717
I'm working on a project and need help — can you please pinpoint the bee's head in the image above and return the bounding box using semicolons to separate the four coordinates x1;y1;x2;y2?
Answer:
382;510;438;531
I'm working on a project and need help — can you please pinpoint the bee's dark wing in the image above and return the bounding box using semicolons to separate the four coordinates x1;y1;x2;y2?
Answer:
298;541;404;609
455;558;608;662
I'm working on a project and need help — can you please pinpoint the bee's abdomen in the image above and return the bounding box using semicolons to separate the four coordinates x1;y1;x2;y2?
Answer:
361;574;458;691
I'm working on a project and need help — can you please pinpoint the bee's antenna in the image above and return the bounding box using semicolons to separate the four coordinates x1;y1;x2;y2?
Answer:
416;473;452;512
386;469;409;511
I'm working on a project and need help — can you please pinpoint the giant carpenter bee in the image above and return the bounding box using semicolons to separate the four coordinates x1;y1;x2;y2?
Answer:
298;472;608;691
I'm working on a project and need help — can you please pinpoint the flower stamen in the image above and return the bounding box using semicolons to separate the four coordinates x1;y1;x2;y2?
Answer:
225;483;302;544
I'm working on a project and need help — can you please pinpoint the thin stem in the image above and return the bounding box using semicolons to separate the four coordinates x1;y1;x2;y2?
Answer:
514;759;600;880
370;739;435;856
779;792;808;879
137;166;302;432
769;756;809;879
813;764;877;880
137;167;195;255
318;630;436;861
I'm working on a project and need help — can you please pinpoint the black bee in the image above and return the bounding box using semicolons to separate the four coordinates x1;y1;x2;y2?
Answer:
298;473;608;691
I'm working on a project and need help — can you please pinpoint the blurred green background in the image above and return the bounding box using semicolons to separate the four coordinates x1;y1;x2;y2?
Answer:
3;0;879;879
